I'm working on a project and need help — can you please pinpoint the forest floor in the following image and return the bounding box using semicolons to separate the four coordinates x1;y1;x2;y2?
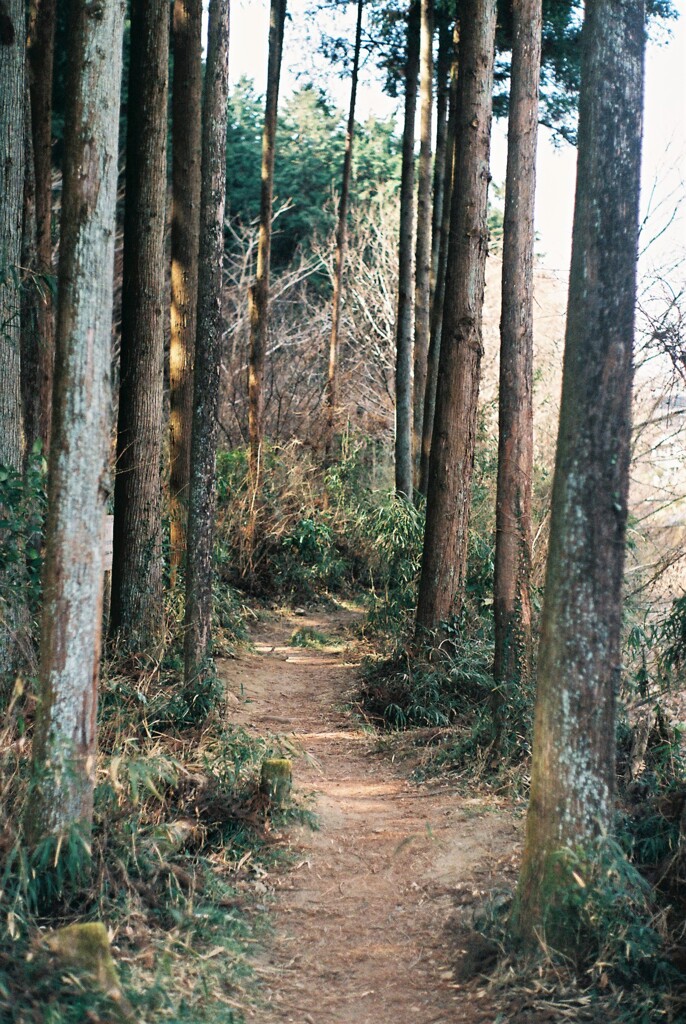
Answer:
218;605;527;1024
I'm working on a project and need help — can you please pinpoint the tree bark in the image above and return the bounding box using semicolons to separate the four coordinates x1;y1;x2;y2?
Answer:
0;0;25;472
169;0;203;581
411;0;433;490
510;0;645;947
394;0;420;500
326;0;363;457
27;0;125;839
110;0;169;648
183;0;230;687
427;11;451;338
415;0;497;633
0;0;26;688
419;22;458;498
248;0;286;479
21;84;42;464
492;0;541;700
27;0;56;454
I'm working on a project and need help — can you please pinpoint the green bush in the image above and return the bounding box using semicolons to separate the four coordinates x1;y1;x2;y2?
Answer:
212;437;426;607
0;445;48;695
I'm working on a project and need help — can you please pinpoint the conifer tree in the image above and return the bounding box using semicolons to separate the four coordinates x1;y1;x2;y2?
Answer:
416;0;497;633
184;0;230;687
0;0;27;686
0;0;25;473
394;0;420;500
110;0;170;647
492;0;542;704
248;0;287;479
169;0;203;580
26;0;57;454
326;0;364;455
28;0;125;838
511;0;645;947
412;0;433;490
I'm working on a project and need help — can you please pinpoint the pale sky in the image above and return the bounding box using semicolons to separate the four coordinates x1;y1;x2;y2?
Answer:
228;0;685;275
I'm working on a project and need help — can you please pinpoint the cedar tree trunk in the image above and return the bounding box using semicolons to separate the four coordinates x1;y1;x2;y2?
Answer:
419;21;458;498
27;0;56;454
27;0;125;838
492;0;541;697
169;0;203;580
394;0;420;499
415;0;497;633
0;0;26;687
0;0;25;472
110;0;169;647
248;0;286;479
326;0;363;456
510;0;645;948
428;12;451;332
411;0;433;490
21;86;41;464
183;0;230;687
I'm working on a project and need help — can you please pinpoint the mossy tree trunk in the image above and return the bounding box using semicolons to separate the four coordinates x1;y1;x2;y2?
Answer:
510;0;645;948
169;0;203;582
492;0;541;704
326;0;363;457
415;0;497;634
183;0;230;688
248;0;286;481
27;0;125;839
411;0;433;492
394;0;420;501
110;0;169;648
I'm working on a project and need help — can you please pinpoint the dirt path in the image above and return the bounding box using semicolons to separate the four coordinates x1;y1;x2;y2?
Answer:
219;608;521;1023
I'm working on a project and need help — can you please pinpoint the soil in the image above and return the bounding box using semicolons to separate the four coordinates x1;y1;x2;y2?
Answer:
219;607;524;1023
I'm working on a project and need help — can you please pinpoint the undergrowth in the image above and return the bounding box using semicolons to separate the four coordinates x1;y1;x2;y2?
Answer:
212;436;427;615
459;830;685;1024
0;634;301;1023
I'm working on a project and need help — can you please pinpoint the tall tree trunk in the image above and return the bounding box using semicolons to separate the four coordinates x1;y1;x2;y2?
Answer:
27;0;56;454
394;0;420;499
326;0;363;457
248;0;286;479
428;12;451;334
419;22;458;498
510;0;645;948
169;0;202;582
0;0;26;689
0;0;25;472
27;0;125;840
415;0;497;634
110;0;169;648
492;0;541;702
411;0;433;490
21;84;41;464
183;0;230;687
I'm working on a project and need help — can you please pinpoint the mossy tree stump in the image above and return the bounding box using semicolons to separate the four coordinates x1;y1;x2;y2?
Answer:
260;757;292;808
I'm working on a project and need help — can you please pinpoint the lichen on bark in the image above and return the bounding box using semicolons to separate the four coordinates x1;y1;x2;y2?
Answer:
27;0;125;839
510;0;646;949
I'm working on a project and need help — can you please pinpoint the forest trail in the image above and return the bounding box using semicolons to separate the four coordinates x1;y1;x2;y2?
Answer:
219;607;522;1024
